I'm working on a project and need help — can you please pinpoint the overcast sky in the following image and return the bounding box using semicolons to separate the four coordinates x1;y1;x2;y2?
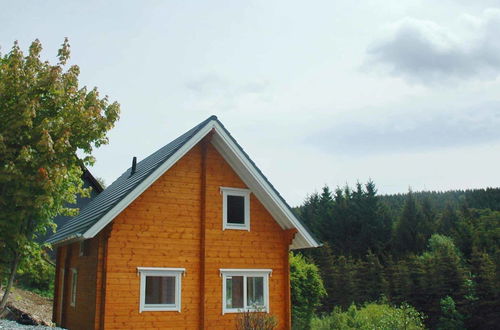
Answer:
2;1;500;205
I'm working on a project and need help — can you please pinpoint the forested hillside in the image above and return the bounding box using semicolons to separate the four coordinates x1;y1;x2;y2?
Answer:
295;183;500;329
380;188;500;218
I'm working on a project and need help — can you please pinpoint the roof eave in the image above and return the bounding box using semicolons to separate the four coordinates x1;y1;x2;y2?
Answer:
210;122;320;249
81;120;217;240
46;233;84;248
59;117;319;249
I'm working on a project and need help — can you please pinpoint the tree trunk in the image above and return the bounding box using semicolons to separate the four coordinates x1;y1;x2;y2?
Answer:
0;252;21;315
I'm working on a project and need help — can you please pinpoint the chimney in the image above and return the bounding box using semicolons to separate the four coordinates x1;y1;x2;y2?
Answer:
130;156;137;176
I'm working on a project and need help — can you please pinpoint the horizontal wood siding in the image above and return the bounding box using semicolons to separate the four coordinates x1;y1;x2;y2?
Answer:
204;143;288;329
100;141;289;329
58;236;100;330
104;145;203;329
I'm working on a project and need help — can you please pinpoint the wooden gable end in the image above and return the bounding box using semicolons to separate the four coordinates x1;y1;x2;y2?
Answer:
103;140;291;329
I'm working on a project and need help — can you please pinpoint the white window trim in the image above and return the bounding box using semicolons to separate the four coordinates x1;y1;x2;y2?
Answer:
137;267;185;313
70;268;77;307
220;187;251;231
220;269;271;315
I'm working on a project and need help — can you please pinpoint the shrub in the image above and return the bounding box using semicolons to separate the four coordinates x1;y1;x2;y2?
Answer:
15;248;55;298
290;253;326;329
235;308;278;330
311;301;426;330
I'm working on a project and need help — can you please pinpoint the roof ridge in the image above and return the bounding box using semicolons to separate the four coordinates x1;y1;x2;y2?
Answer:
47;115;319;249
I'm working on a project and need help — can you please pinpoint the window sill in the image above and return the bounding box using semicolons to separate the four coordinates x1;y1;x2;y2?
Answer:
223;307;269;314
141;306;181;312
223;224;250;231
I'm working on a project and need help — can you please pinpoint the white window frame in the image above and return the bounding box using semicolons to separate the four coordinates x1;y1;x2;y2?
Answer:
70;268;77;307
221;187;251;231
79;240;87;257
220;269;271;314
137;267;185;313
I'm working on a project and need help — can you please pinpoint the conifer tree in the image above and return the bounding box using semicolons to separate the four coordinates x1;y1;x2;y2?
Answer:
394;190;423;256
329;255;355;309
439;204;460;237
417;198;436;252
436;296;465;330
308;244;336;313
468;250;499;328
353;252;387;303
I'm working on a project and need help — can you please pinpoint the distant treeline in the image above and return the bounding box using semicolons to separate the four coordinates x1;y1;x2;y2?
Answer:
295;183;500;329
380;187;500;217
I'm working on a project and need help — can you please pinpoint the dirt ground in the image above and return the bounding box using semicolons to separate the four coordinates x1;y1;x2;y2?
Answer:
0;287;53;326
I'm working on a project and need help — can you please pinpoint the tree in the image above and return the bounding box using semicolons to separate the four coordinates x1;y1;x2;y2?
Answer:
416;235;467;327
0;39;119;312
468;250;499;329
436;296;465;330
329;255;354;309
353;251;387;303
290;253;326;330
439;204;460;237
394;190;424;255
307;244;337;313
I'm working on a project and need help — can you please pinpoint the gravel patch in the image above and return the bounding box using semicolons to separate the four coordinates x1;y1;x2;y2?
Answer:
0;288;53;325
0;320;65;329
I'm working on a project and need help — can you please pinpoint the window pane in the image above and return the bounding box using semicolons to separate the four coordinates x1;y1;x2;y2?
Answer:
71;272;77;305
247;277;264;307
227;195;245;224
226;276;244;308
145;276;176;305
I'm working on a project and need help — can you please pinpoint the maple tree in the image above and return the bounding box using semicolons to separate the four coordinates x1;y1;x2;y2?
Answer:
0;39;119;312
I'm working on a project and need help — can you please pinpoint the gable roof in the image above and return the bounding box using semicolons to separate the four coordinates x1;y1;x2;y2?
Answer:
46;116;320;249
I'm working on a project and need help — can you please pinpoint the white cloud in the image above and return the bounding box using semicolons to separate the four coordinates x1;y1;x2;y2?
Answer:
366;9;500;84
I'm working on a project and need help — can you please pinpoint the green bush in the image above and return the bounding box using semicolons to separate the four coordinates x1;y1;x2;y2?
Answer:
311;301;426;330
290;253;326;329
15;247;55;298
235;308;278;330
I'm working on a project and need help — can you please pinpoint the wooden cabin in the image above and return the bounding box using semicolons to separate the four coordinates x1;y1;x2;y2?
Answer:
47;116;319;330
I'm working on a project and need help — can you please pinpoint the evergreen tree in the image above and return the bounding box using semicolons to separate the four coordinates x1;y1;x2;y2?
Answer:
359;180;392;256
418;235;467;327
417;198;436;252
394;190;424;256
308;244;337;314
439;204;460;237
329;255;355;309
318;186;334;243
436;296;465;330
296;182;499;328
454;216;474;259
468;250;500;329
299;192;322;240
353;252;387;303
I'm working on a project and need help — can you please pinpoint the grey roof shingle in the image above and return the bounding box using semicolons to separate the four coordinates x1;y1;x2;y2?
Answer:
47;115;319;247
46;116;215;244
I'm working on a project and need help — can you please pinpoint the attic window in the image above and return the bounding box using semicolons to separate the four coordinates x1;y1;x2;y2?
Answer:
221;187;250;231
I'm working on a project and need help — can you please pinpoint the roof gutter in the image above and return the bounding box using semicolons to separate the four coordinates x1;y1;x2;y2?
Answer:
47;234;84;248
